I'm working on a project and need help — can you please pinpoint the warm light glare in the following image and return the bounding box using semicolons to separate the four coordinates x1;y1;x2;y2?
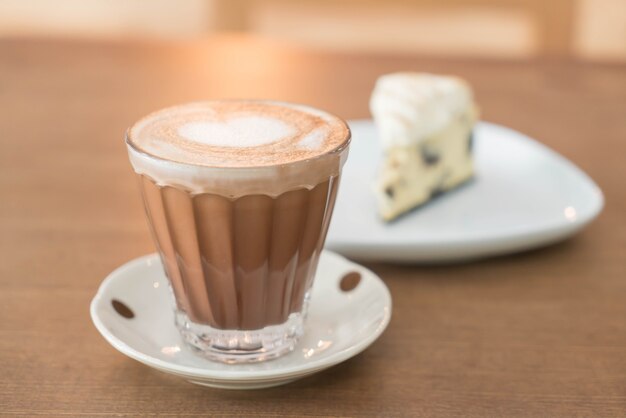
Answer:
564;206;577;221
161;346;181;356
303;340;333;358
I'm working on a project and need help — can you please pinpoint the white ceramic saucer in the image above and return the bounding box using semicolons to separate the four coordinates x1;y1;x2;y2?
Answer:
326;120;604;263
90;250;391;389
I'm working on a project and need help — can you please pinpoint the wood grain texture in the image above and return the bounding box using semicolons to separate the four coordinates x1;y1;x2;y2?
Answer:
0;36;625;417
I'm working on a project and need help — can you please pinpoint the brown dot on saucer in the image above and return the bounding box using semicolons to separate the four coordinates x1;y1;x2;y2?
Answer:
340;271;362;292
111;299;134;319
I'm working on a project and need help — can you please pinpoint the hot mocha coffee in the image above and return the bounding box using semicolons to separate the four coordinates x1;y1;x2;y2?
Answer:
126;101;350;339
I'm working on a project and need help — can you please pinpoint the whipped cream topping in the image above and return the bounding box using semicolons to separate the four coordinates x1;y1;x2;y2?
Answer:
370;73;474;149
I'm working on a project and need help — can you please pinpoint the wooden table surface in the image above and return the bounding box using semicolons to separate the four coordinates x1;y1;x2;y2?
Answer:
1;36;625;417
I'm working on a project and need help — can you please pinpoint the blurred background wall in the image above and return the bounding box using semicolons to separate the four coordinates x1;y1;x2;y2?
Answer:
0;0;624;61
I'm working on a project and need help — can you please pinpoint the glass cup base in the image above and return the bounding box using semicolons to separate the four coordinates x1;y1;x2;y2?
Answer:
175;310;305;364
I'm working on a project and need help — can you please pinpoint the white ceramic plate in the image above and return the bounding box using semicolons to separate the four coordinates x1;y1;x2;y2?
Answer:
90;250;392;390
326;120;604;263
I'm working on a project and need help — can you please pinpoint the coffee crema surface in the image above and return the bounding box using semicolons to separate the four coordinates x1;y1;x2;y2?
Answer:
127;101;350;167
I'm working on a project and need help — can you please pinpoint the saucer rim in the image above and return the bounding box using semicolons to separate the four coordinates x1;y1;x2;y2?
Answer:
90;250;392;381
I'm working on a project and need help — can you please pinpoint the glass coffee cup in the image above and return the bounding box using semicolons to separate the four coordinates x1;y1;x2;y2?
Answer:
125;101;350;363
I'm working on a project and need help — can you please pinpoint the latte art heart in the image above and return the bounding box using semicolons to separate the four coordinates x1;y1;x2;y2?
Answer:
178;117;295;148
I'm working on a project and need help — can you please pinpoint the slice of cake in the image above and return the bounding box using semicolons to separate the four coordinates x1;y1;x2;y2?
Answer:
370;72;478;221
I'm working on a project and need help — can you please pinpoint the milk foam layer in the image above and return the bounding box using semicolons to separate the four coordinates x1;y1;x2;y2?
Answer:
126;101;351;196
370;73;473;149
128;101;350;167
